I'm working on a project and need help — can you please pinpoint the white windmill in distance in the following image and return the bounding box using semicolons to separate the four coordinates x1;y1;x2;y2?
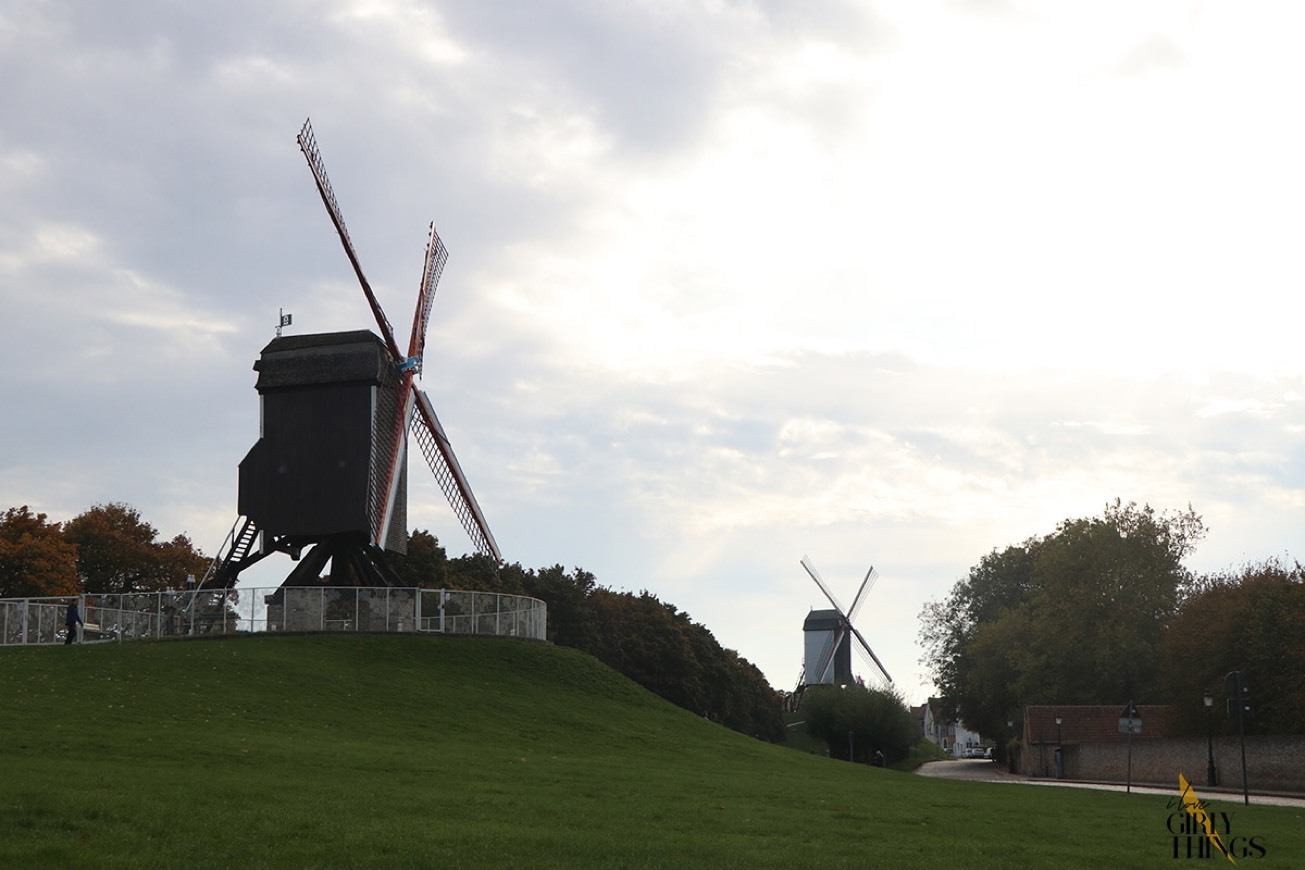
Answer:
798;555;894;691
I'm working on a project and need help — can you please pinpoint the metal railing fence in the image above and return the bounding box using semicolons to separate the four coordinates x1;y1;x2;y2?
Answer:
0;587;546;646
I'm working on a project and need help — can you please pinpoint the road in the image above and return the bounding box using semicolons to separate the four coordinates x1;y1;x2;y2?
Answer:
915;758;1013;781
915;759;1305;809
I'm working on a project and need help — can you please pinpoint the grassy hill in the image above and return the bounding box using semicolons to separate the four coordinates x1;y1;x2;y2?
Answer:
2;635;1301;868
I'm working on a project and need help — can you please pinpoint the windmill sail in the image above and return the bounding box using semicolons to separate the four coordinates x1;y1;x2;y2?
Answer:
812;626;846;684
845;566;877;624
800;556;845;614
850;625;893;684
408;223;447;372
412;389;501;561
297;118;404;362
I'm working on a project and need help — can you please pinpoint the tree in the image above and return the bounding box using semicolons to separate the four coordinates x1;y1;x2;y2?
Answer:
64;503;160;594
155;534;210;590
801;684;918;763
919;541;1039;730
919;500;1205;740
1162;559;1305;736
0;506;79;598
446;552;515;594
390;529;449;587
63;503;208;594
519;564;599;650
440;556;785;742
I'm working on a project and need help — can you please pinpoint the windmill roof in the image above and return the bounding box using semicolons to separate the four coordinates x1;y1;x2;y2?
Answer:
803;608;843;631
253;330;391;390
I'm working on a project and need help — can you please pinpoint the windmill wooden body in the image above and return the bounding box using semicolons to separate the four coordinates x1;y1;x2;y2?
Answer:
202;120;499;589
799;556;893;688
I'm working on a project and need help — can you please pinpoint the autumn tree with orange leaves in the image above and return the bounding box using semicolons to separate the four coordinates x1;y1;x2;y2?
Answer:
0;506;79;598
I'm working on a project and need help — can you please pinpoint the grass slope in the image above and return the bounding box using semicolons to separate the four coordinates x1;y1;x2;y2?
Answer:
2;636;1301;868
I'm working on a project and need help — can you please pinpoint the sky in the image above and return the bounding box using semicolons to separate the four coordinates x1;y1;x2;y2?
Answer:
3;1;1304;706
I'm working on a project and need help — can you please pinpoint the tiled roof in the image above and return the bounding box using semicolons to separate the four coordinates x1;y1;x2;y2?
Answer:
1024;704;1174;743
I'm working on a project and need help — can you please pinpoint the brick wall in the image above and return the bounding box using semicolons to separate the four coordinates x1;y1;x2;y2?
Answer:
1037;735;1305;792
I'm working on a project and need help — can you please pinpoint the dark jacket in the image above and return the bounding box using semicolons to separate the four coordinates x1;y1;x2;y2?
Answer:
66;601;82;626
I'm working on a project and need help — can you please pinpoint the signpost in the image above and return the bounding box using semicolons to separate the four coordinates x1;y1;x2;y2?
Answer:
1118;702;1141;793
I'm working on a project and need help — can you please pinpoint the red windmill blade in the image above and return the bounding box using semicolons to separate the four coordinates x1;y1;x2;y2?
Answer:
408;222;447;373
296;119;403;362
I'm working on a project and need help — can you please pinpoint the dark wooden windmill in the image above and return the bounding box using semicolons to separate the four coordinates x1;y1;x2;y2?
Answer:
799;556;892;688
201;119;500;589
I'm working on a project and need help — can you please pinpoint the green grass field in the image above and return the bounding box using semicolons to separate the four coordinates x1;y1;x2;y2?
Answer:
2;635;1301;868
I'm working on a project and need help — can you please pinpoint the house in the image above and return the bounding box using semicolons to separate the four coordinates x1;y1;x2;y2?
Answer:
920;697;985;755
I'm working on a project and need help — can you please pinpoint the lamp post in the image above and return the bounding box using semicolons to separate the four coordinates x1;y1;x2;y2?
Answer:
1007;719;1015;773
1204;689;1217;787
1054;715;1063;779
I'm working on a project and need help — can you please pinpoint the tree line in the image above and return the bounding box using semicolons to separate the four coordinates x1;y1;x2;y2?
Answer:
919;500;1304;740
0;504;785;742
391;531;785;742
0;503;208;598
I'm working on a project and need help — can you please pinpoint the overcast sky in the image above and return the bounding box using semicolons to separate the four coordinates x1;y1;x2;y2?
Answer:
4;1;1304;704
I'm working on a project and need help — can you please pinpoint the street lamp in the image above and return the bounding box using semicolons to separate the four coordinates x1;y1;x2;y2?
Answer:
1007;719;1015;773
1054;715;1063;779
1204;689;1217;787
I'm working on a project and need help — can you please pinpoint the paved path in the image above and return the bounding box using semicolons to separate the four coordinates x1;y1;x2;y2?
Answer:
915;760;1305;809
916;758;1018;781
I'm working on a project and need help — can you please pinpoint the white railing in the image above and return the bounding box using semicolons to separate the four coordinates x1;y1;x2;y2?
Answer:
0;587;547;646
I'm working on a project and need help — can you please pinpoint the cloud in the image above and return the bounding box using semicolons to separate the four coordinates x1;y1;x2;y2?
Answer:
1195;397;1287;419
1113;34;1189;76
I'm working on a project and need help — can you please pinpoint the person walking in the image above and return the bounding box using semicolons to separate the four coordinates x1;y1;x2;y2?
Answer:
64;598;83;645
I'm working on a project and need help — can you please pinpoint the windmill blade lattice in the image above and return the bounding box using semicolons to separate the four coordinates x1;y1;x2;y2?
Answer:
800;555;845;614
408;223;448;372
297;118;404;362
850;625;893;684
373;388;416;549
412;390;501;561
846;566;878;624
